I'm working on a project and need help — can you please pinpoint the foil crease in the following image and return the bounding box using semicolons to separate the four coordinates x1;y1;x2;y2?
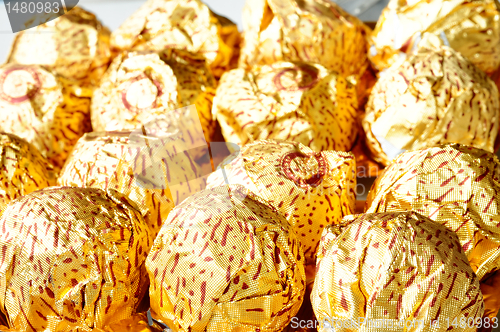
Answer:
110;0;241;79
146;185;305;331
7;7;113;88
0;187;154;331
206;139;356;267
0;64;92;170
213;61;359;153
238;0;371;79
363;46;500;166
369;0;500;75
312;212;484;332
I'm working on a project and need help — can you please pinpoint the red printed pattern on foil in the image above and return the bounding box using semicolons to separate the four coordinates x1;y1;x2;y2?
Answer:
281;152;327;188
0;66;41;104
273;64;320;92
120;73;164;113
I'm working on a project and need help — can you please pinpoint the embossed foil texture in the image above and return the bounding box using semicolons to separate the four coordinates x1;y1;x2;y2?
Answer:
213;61;359;153
146;185;306;332
58;131;207;237
0;64;92;170
0;133;56;216
363;46;500;166
369;0;500;75
0;187;154;332
111;0;240;80
206;139;356;268
366;144;500;318
312;212;484;332
7;7;113;88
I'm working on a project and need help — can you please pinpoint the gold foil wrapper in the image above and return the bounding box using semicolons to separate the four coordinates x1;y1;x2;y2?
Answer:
58;131;206;237
0;133;56;216
91;50;217;156
84;313;163;332
213;61;359;153
7;7;112;87
0;64;92;170
146;185;305;331
363;46;500;166
206;139;356;267
110;0;240;79
0;187;153;331
312;212;484;331
239;0;371;78
370;0;500;74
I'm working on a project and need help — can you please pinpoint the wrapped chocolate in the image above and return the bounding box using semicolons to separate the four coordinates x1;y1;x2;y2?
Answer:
0;187;153;331
0;133;56;216
239;0;371;78
369;0;500;74
7;7;112;87
111;0;240;79
365;144;500;281
58;130;206;236
146;185;305;331
83;313;164;332
91;50;217;155
0;64;92;169
363;46;500;166
213;61;359;153
206;139;356;267
312;212;484;331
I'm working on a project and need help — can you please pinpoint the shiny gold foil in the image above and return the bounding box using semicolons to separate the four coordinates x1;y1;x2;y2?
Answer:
213;61;359;153
91;50;217;155
206;139;356;267
110;0;240;79
369;0;500;74
0;133;56;216
363;46;500;166
239;0;371;79
86;313;164;332
146;185;305;331
58;131;206;237
0;187;153;331
7;7;112;87
312;212;484;331
0;64;92;170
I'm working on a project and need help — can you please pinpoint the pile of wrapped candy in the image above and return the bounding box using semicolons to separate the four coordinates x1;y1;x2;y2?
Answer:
0;0;499;331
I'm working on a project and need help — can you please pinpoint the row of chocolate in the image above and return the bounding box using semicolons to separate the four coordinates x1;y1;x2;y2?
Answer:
0;0;499;331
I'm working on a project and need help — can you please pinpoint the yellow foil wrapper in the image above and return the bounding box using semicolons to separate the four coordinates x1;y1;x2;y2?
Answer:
81;313;164;332
365;144;500;318
206;139;356;267
363;46;500;166
0;187;154;331
91;50;217;154
0;133;56;216
239;0;371;78
0;64;92;170
58;131;206;237
369;0;500;74
110;0;240;79
213;61;359;153
7;7;112;87
146;185;306;331
312;212;484;331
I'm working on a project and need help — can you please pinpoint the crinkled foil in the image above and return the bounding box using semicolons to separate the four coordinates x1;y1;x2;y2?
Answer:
0;64;92;170
213;61;359;153
83;313;163;332
239;0;371;79
369;0;500;75
206;139;356;268
312;212;484;331
0;133;56;216
91;50;216;157
110;0;241;79
366;144;500;318
0;187;153;331
7;7;112;88
146;185;305;331
58;131;206;237
363;46;500;166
